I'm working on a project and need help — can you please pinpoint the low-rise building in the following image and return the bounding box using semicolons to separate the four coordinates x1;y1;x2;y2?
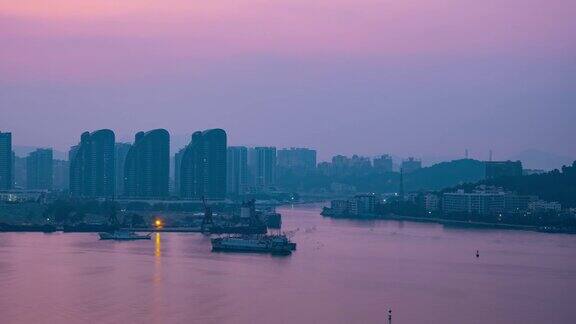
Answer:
529;200;562;212
330;200;349;215
354;193;377;215
424;194;440;211
442;187;536;215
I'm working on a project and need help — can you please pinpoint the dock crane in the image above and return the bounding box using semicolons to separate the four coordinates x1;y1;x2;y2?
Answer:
201;196;214;233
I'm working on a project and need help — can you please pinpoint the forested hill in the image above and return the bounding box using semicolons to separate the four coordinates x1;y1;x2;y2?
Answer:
451;161;576;207
404;159;486;191
479;161;576;207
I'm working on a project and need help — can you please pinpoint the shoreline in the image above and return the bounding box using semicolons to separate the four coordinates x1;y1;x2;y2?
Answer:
321;211;575;234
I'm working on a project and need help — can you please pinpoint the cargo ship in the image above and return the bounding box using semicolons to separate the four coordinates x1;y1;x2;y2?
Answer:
211;234;296;255
99;229;151;240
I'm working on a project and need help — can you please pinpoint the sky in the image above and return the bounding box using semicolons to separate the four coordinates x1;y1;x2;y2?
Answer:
1;0;575;161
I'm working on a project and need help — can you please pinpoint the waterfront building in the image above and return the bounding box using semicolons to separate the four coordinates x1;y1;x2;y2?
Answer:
401;157;422;174
485;161;523;179
373;154;393;172
52;159;69;190
26;148;53;190
179;129;227;200
227;146;248;196
330;200;349;215
442;187;536;215
424;193;440;212
529;200;562;212
354;193;377;215
124;129;170;198
69;129;115;198
0;132;12;190
114;143;131;197
277;147;317;170
248;147;277;191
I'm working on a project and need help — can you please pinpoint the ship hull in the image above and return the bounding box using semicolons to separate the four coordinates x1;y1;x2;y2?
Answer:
99;232;151;240
211;237;292;255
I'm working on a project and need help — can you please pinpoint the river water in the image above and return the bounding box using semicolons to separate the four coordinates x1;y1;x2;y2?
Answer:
1;203;575;323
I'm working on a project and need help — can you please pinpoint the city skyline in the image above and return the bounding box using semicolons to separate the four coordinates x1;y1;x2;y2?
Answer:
2;2;576;324
6;129;576;166
1;0;575;161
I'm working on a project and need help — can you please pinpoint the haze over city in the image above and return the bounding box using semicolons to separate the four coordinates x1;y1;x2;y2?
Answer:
1;0;575;161
2;2;576;324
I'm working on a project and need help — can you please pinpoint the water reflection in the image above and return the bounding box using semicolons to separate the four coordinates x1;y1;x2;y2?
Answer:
153;233;162;284
0;207;575;323
154;232;161;258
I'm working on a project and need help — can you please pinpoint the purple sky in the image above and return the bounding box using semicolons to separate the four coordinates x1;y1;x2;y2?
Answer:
1;0;575;161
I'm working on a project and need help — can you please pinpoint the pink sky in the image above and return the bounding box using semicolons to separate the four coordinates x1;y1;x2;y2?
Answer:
1;0;575;160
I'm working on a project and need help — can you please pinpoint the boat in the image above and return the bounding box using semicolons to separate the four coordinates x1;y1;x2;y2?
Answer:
263;212;282;228
211;234;295;255
99;229;151;240
262;233;296;250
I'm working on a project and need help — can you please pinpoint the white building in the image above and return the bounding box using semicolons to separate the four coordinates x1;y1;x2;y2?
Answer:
424;194;440;211
442;188;535;215
528;200;562;212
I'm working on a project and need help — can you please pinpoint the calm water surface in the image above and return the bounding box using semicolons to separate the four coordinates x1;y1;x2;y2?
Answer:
1;204;576;323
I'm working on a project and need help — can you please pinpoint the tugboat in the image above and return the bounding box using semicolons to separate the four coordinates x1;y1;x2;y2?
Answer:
99;229;151;240
211;234;295;255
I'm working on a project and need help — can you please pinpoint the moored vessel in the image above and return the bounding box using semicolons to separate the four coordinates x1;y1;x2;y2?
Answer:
99;229;151;240
211;234;295;255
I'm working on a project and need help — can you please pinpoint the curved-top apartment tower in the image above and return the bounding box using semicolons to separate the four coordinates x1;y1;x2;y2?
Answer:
180;129;227;200
69;129;115;198
124;129;170;198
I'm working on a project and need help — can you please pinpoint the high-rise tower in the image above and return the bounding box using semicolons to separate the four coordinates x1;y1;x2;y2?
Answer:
124;129;170;198
0;132;12;190
69;129;115;198
179;129;227;200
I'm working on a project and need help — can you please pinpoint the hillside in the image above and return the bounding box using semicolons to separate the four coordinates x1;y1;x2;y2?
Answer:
454;161;576;207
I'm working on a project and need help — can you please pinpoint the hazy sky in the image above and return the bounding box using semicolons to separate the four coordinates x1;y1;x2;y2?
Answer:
1;0;575;161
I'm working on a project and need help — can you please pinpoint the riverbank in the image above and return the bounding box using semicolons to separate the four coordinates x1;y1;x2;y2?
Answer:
322;210;576;234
